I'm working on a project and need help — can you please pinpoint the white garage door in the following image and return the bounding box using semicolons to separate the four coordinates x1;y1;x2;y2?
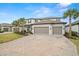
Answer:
52;27;62;35
34;27;49;34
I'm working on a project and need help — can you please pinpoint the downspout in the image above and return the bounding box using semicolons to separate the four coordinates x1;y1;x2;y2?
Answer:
78;23;79;35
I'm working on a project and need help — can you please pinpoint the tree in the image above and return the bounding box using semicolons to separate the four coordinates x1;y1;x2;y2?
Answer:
63;8;79;38
12;20;19;26
12;18;26;26
12;17;27;32
12;20;19;32
18;18;26;26
18;18;27;32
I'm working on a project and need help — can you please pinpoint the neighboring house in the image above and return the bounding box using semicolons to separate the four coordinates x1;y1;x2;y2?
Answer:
65;20;79;33
0;23;13;32
0;23;23;32
0;17;66;35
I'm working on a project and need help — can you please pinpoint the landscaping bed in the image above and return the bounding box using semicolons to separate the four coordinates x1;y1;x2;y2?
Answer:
71;36;79;54
0;33;24;43
64;32;79;54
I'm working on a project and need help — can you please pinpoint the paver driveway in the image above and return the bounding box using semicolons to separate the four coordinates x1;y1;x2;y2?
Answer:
0;35;78;56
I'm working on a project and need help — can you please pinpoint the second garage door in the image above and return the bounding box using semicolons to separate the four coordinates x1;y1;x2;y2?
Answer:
34;27;49;35
52;26;62;35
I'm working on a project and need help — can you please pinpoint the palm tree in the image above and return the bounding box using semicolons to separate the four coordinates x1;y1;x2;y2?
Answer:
12;20;19;26
18;18;26;26
18;18;27;32
63;8;79;38
12;20;20;32
12;18;27;32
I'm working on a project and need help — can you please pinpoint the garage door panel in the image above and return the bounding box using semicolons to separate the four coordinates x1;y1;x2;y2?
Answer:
52;27;62;35
34;27;49;34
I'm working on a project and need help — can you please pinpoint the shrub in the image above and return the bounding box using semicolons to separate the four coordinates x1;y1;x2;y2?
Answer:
27;30;33;34
14;30;33;36
64;32;70;38
64;31;79;39
14;30;28;36
72;31;78;37
21;30;28;35
0;29;4;33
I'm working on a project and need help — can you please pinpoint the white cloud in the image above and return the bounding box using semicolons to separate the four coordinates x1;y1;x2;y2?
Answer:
59;3;72;8
59;8;68;13
57;2;72;8
55;3;71;16
32;7;53;18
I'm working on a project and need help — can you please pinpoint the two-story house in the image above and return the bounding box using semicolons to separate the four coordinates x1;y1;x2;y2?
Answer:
24;17;66;35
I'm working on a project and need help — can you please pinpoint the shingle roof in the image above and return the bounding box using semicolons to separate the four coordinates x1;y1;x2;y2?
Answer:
66;20;79;27
0;23;13;27
31;20;66;25
72;20;79;25
28;17;62;20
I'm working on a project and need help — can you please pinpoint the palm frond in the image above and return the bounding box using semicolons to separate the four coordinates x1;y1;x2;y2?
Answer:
63;12;69;19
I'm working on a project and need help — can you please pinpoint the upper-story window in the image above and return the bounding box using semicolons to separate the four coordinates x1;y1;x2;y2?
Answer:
28;20;31;23
35;19;38;22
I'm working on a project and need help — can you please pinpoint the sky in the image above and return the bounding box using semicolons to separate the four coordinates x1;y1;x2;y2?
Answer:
0;3;79;24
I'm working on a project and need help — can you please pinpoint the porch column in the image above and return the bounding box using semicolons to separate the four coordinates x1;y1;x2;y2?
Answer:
1;27;4;31
32;26;34;34
62;24;65;35
49;25;52;35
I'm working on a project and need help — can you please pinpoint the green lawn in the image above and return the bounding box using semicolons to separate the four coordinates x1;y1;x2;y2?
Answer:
0;33;24;43
71;36;79;54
